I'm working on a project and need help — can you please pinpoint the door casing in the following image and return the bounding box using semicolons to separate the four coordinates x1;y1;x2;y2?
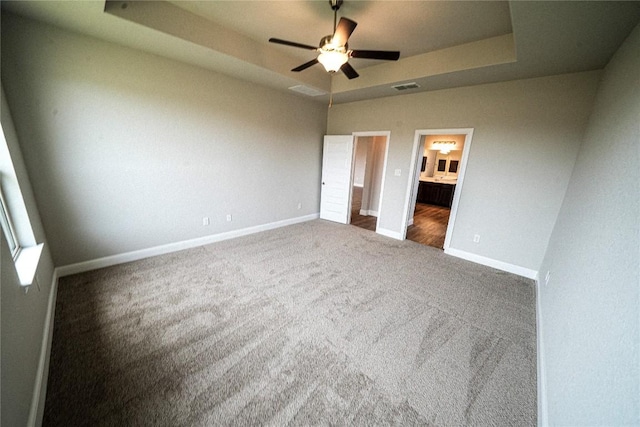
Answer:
402;128;474;250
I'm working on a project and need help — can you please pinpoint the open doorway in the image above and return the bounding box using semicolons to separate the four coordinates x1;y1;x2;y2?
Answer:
349;133;388;232
402;128;474;250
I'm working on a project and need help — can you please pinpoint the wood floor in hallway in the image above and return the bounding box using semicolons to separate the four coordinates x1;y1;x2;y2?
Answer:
350;186;450;249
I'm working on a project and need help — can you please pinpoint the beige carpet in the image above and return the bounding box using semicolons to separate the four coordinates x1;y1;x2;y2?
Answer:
44;219;536;426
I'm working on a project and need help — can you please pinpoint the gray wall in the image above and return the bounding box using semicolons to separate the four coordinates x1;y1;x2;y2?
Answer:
327;72;600;272
1;13;327;267
538;25;639;424
353;141;367;187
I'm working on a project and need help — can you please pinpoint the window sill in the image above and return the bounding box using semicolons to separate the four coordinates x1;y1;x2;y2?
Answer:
15;243;44;286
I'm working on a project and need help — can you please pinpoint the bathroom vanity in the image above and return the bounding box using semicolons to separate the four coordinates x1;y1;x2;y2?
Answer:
417;178;456;208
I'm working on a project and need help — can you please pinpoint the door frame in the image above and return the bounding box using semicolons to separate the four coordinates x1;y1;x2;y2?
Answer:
351;131;391;233
401;128;474;250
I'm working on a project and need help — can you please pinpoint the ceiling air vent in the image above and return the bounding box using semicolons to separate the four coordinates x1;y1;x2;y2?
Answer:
392;82;420;91
288;85;327;97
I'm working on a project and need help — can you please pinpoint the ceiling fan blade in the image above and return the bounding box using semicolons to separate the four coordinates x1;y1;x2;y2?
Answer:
269;38;318;51
332;18;357;46
340;62;359;79
350;50;400;61
292;58;319;72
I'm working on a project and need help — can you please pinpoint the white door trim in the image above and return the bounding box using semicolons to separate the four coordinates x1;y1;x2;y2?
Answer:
352;131;391;234
402;128;474;250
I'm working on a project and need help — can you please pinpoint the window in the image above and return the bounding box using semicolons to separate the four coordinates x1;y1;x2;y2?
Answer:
1;88;44;286
0;185;19;258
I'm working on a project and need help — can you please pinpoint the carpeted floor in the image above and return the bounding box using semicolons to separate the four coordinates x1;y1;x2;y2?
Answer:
44;220;536;426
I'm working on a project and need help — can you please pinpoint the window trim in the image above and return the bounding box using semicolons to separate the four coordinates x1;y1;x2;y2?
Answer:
2;86;44;287
0;184;20;259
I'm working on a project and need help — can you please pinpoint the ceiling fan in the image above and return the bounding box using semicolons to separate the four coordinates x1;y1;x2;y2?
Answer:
269;0;400;80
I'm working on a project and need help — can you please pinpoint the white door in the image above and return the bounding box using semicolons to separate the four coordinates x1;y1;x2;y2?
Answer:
320;135;354;224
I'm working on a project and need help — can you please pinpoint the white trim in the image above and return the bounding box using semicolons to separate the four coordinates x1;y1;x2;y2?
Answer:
376;227;403;240
359;209;378;217
444;247;538;279
353;183;364;188
374;134;390;234
350;131;392;137
402;132;425;239
27;269;59;427
407;218;414;226
57;213;319;277
535;277;549;426
442;129;473;251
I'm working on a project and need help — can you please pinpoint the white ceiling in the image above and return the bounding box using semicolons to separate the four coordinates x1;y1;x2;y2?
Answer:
2;1;640;104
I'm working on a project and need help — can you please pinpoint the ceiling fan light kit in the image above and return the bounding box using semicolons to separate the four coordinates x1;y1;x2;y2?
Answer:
318;50;349;72
269;0;400;80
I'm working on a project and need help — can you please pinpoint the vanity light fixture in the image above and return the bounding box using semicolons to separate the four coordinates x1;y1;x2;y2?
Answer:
434;140;456;154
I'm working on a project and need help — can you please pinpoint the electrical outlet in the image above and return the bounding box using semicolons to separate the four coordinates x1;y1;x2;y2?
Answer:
394;169;402;176
202;217;210;226
473;234;480;243
226;214;232;222
297;203;302;210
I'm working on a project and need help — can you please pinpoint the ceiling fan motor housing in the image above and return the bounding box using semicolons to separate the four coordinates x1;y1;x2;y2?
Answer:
320;35;348;52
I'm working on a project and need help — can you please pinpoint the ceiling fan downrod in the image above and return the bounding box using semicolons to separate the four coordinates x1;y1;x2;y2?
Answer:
330;0;343;33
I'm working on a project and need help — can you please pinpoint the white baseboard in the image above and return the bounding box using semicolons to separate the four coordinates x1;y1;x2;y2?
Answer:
444;247;538;279
27;269;59;427
376;227;403;240
359;209;378;217
57;213;320;277
408;218;414;226
353;183;364;188
535;277;548;426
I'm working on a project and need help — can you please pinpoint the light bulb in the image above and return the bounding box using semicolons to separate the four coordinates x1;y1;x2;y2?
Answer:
318;50;348;72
